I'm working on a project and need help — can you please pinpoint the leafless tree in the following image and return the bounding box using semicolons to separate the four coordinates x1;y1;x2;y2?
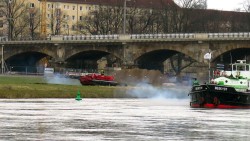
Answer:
78;5;123;35
0;0;34;40
46;3;68;35
167;0;206;80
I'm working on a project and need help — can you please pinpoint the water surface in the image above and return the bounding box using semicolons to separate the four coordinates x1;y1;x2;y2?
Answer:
0;99;250;141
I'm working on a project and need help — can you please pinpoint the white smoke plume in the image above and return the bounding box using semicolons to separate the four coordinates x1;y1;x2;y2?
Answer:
44;73;81;85
126;82;190;99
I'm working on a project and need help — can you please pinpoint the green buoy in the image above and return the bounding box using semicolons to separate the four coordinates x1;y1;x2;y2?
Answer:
75;90;82;101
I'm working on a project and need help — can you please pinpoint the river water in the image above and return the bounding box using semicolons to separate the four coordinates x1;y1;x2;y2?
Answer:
0;98;250;141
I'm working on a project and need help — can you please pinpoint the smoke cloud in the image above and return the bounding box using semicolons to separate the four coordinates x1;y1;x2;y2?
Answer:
44;73;81;85
125;82;190;99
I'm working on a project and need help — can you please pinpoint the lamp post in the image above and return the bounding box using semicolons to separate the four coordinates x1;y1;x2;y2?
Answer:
1;45;4;74
123;0;130;34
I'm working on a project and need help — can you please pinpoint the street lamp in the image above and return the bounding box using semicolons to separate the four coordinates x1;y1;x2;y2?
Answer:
1;45;4;74
123;0;130;34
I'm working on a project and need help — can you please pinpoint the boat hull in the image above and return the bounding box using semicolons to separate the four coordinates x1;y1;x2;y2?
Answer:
79;74;119;86
189;84;250;109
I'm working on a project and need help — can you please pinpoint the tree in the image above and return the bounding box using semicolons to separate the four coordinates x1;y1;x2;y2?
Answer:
169;53;196;80
28;7;41;40
0;0;31;40
167;0;207;80
78;5;123;35
46;3;68;35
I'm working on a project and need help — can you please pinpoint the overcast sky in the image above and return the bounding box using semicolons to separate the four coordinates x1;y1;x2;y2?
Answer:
207;0;245;11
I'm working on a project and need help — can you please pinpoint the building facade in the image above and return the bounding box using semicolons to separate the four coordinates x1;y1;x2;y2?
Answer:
0;0;178;39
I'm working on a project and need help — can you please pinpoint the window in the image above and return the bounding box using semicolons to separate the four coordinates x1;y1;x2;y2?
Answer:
80;16;83;21
63;15;66;19
73;6;75;10
64;5;66;9
30;3;35;8
67;5;69;9
72;16;75;20
67;15;69;20
47;14;50;18
80;6;82;10
48;4;50;9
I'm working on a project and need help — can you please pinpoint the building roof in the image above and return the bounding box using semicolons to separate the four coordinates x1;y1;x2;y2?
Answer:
42;0;179;9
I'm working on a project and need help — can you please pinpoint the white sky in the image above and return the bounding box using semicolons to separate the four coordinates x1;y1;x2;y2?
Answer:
207;0;245;11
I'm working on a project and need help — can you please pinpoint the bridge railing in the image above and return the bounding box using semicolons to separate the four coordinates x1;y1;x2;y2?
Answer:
130;33;195;39
0;36;8;41
50;35;119;41
207;32;250;39
49;32;250;41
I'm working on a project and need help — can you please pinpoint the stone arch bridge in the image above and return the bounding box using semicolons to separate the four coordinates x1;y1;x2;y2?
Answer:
1;33;250;73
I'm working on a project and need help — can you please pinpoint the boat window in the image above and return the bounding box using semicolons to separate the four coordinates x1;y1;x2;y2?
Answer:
237;65;245;71
240;66;243;70
247;65;250;71
233;65;236;71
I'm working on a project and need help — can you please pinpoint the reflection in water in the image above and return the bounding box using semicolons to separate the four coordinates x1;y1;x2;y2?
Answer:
0;99;250;141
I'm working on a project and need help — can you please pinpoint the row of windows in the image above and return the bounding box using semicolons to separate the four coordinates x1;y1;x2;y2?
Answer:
47;14;85;21
29;2;97;11
48;4;97;11
46;24;83;30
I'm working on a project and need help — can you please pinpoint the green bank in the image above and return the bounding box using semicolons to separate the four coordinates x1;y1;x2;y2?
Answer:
0;75;129;98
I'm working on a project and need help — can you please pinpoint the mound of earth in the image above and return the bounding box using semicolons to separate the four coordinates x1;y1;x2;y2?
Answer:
113;68;166;86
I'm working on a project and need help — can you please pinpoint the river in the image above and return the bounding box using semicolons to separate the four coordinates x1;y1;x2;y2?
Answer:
0;98;250;141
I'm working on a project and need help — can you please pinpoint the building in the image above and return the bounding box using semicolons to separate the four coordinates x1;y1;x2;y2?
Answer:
0;0;179;38
0;0;249;39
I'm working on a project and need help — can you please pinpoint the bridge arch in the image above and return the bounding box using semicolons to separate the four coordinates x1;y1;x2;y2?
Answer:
65;48;121;61
65;48;122;69
5;51;54;73
212;47;250;64
134;48;197;72
4;46;55;61
132;43;198;63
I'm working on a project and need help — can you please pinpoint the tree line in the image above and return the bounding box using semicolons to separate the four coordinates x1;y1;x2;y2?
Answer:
1;0;250;40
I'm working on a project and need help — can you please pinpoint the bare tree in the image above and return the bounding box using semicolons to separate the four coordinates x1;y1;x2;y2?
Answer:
28;7;41;40
0;0;33;40
167;0;207;80
46;3;68;35
78;5;123;35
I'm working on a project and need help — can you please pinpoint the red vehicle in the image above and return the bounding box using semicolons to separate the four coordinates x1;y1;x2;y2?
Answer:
79;73;118;86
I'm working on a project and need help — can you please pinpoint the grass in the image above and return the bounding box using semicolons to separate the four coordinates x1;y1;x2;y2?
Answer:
0;75;130;98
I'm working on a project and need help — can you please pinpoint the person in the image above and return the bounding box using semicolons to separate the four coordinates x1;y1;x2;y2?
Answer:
100;70;104;75
214;69;220;77
192;78;199;86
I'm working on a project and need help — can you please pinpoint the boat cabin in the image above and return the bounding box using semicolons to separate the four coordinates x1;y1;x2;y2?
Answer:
215;60;250;79
212;60;250;92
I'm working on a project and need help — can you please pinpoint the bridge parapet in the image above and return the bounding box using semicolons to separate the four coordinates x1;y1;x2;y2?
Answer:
49;32;250;42
50;34;120;41
207;32;250;39
0;36;8;41
130;33;195;39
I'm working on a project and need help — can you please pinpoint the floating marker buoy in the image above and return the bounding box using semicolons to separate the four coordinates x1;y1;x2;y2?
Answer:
75;90;82;101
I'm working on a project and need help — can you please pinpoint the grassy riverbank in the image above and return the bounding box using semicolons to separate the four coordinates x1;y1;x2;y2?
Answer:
0;75;129;98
